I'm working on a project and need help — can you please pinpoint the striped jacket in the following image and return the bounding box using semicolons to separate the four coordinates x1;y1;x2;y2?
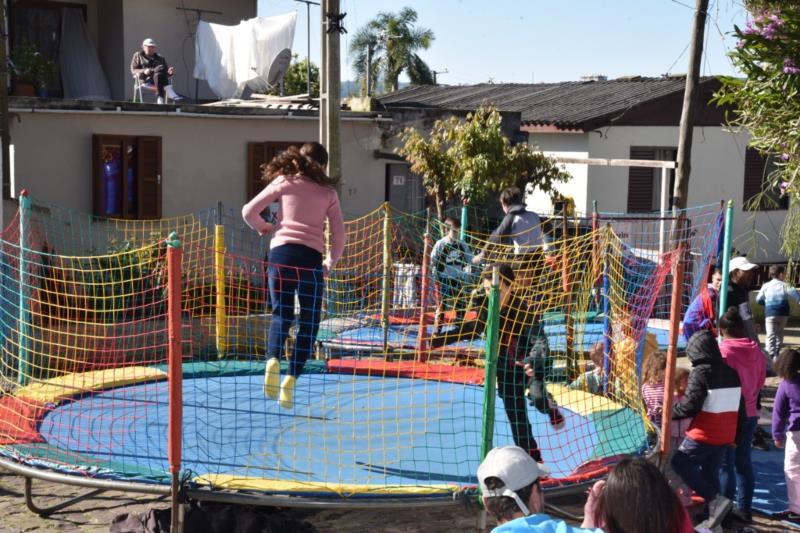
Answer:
672;330;747;446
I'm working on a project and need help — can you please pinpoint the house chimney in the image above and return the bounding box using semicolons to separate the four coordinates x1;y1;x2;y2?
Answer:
579;74;608;82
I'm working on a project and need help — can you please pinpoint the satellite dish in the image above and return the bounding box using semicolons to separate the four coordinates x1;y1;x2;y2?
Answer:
267;48;292;87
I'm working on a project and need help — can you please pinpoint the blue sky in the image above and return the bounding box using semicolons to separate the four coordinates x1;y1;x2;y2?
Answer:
257;0;749;83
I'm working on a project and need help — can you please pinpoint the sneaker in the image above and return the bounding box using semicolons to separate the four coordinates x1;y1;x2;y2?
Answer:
774;510;800;524
156;96;165;104
548;407;565;429
264;357;280;399
698;494;733;530
279;375;296;409
752;426;770;451
729;508;752;524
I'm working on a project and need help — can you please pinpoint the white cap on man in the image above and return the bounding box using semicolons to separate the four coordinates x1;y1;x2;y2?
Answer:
142;38;157;47
477;446;549;516
729;256;758;271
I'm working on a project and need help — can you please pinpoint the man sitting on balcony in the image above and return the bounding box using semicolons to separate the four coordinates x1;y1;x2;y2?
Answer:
130;38;183;104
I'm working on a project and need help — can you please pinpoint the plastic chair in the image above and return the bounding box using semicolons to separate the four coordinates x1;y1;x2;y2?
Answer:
132;75;171;103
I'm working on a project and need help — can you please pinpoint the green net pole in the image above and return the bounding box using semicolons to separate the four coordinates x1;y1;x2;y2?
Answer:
18;190;30;386
718;200;734;319
460;199;468;241
480;265;501;459
381;202;392;358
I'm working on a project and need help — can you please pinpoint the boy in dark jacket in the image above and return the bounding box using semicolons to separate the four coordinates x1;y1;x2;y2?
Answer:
431;263;564;463
671;330;747;530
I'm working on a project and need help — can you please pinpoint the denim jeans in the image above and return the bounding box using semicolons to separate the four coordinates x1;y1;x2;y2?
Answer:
267;244;324;377
671;436;727;503
720;415;758;513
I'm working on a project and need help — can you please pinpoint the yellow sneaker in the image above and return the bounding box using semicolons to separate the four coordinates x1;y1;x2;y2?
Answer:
264;357;280;399
279;375;296;409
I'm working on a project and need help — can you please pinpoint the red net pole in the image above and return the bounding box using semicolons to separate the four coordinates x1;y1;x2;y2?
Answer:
660;216;686;461
166;233;183;531
416;208;432;360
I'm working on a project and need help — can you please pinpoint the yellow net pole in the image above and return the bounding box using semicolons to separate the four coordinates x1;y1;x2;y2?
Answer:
381;202;392;358
214;204;227;358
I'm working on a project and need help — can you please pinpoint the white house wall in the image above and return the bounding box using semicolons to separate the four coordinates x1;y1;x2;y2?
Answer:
527;132;590;215
586;125;786;262
8;111;384;220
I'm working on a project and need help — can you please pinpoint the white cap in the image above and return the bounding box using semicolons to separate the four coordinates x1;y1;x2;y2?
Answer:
142;38;157;47
477;446;549;516
729;256;758;271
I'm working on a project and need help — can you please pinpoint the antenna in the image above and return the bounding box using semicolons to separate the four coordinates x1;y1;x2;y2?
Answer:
293;0;320;98
432;69;448;85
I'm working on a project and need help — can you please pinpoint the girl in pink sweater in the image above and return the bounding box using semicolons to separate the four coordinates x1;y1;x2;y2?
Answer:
242;143;346;409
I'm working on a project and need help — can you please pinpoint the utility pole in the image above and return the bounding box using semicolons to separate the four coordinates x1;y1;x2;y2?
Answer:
0;0;9;223
366;41;374;97
672;0;709;213
433;69;448;85
293;0;319;97
321;0;344;193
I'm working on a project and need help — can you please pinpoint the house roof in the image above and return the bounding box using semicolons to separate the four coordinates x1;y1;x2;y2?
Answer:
377;77;722;130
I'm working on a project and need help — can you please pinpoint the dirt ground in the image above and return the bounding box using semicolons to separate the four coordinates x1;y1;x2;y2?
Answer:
0;467;795;532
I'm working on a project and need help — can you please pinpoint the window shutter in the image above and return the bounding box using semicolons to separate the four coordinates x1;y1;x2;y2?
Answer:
247;142;304;200
136;136;162;219
743;147;767;210
627;147;655;213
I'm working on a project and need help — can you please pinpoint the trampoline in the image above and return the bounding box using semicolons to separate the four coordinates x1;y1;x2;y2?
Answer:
2;360;646;500
319;315;686;357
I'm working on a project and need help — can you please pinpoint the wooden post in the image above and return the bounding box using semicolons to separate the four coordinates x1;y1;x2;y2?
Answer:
166;232;183;533
0;0;10;223
672;0;709;213
321;0;342;194
660;216;686;462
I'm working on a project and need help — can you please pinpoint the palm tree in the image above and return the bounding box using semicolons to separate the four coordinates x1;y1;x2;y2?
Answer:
349;7;435;95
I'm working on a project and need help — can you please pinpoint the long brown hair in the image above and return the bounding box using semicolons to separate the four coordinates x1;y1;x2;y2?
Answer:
260;145;338;187
594;457;686;533
642;351;666;385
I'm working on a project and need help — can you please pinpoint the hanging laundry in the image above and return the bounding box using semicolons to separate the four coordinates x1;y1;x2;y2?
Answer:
194;12;297;100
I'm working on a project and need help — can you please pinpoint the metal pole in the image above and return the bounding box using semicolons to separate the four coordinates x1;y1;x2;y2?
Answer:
319;0;328;144
659;166;670;256
602;226;612;395
660;216;686;461
381;202;392;359
480;265;500;459
366;43;373;97
166;232;183;533
306;2;312;96
17;190;29;385
459;199;468;241
562;208;575;381
718;200;734;318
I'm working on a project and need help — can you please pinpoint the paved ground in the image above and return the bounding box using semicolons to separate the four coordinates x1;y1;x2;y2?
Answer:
1;327;799;532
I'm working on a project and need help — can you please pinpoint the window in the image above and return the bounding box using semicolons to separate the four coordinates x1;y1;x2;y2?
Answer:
627;147;676;213
92;135;162;219
743;147;788;211
247;141;307;199
9;1;86;97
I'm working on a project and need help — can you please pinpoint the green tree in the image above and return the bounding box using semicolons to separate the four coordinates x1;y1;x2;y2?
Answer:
715;2;800;257
350;7;434;95
398;105;570;220
270;55;320;97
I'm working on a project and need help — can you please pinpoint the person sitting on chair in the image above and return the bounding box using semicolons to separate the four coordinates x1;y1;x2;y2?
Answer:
130;38;182;104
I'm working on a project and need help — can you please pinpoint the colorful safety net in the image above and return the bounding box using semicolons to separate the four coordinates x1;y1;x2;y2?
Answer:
0;195;724;502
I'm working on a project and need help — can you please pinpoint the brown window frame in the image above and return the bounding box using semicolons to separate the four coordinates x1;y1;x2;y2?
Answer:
627;146;677;213
743;147;789;212
92;134;162;220
246;141;307;200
